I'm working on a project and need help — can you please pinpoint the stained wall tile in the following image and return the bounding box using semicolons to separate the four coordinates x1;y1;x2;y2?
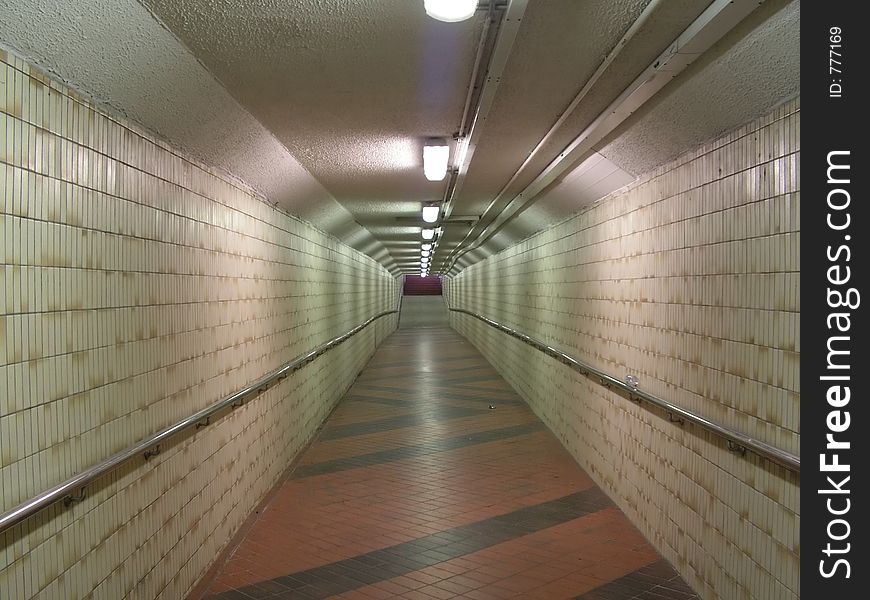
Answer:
0;52;399;599
445;98;801;600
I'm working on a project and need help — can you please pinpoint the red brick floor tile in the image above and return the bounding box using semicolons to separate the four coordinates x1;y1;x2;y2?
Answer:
432;578;475;595
416;585;467;600
400;591;444;600
404;571;443;586
490;575;545;594
462;585;519;600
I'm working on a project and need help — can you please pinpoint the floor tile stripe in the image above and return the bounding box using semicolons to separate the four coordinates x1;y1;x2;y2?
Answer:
292;422;545;478
573;560;700;599
345;391;525;409
317;405;487;440
212;488;612;600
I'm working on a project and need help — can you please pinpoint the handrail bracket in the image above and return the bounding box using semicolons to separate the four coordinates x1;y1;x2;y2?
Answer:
63;488;87;507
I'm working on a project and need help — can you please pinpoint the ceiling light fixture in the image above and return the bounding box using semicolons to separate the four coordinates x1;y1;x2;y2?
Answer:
422;204;440;223
421;243;432;251
422;228;435;240
424;0;477;22
423;139;450;181
421;250;431;258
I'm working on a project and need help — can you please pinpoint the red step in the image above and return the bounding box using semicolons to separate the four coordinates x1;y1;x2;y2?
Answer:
403;276;442;295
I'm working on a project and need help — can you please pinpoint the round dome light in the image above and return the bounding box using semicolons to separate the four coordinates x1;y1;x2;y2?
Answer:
424;0;477;23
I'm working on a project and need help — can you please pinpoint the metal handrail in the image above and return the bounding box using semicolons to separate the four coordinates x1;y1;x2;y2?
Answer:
0;305;401;535
447;306;800;473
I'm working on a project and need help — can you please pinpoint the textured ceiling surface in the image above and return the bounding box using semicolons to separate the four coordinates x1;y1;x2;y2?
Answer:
141;0;484;271
141;0;482;200
1;0;801;275
598;0;800;176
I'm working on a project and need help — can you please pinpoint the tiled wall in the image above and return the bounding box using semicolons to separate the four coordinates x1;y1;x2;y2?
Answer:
445;99;800;600
0;50;399;599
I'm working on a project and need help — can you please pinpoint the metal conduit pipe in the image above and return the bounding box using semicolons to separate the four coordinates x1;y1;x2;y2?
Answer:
439;0;667;272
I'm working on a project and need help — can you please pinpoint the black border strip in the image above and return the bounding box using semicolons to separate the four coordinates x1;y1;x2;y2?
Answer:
803;2;868;596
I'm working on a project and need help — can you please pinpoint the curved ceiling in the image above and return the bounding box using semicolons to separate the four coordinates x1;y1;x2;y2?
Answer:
0;0;800;276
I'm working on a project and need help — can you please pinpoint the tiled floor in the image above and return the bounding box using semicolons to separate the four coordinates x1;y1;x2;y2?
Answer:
189;328;698;600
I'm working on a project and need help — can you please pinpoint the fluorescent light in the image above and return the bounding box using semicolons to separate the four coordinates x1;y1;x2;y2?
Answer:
423;140;449;181
421;243;432;251
422;228;434;240
422;205;439;223
421;250;431;258
424;0;477;22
